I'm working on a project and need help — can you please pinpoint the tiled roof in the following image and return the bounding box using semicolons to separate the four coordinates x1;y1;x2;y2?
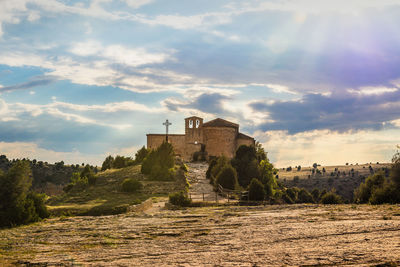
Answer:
237;132;254;140
202;118;239;128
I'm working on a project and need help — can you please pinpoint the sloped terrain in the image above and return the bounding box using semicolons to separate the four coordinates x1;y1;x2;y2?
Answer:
1;204;399;266
278;163;392;201
47;165;187;216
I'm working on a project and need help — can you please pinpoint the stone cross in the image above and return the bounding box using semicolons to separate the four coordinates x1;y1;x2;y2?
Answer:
163;119;172;142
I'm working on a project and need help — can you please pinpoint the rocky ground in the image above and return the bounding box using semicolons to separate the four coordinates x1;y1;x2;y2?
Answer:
186;162;231;203
1;204;400;266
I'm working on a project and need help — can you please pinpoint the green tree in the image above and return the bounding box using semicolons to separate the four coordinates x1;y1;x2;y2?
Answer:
297;188;314;203
81;164;96;185
255;141;267;163
134;146;149;164
206;158;218;179
248;178;265;201
216;165;238;190
101;155;114;171
354;172;385;203
259;159;277;198
211;156;230;178
321;191;342;204
0;161;48;227
141;142;175;180
232;145;260;187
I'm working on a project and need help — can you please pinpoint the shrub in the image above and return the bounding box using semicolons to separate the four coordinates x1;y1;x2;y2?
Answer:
320;191;342;204
206;158;218;179
354;172;385;203
211;156;230;178
134;146;149;164
286;187;299;202
248;178;265;201
311;188;320;202
216;165;238;190
169;191;191;206
293;176;300;183
282;192;294;204
297;188;314;203
27;192;49;219
231;145;260;187
0;161;49;228
141;142;175;181
121;178;143;193
101;155;114;171
259;159;277;198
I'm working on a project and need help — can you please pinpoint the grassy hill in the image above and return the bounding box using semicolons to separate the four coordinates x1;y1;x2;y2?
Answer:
47;165;187;216
277;163;392;201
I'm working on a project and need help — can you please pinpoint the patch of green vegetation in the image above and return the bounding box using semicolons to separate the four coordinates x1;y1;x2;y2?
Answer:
47;164;187;216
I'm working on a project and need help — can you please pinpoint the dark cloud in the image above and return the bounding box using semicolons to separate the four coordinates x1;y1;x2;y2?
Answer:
250;90;400;134
164;93;231;114
0;77;55;92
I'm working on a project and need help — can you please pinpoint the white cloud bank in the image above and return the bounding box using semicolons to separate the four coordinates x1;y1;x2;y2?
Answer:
255;129;399;168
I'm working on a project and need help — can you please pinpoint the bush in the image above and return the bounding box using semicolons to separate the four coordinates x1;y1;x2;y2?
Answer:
101;155;114;171
27;192;49;219
0;161;49;228
248;178;265;201
216;165;238;190
169;191;191;206
282;192;295;204
354;172;385;203
286;187;299;202
141;142;175;181
297;188;314;203
311;188;320;202
206;158;218;179
134;146;149;164
121;178;143;193
259;159;277;198
211;156;230;178
232;145;260;187
320;192;342;204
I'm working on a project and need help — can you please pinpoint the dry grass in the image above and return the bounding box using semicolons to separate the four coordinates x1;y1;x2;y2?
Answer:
1;204;399;266
47;165;187;216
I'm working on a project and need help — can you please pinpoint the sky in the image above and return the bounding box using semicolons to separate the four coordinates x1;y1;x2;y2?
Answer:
0;0;399;167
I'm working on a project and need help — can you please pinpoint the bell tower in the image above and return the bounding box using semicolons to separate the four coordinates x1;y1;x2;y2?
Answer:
185;116;203;145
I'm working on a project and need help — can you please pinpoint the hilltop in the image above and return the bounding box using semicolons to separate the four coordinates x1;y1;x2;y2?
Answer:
0;155;95;196
278;163;392;201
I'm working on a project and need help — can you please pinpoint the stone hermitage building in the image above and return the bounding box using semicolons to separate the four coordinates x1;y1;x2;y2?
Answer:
147;116;255;161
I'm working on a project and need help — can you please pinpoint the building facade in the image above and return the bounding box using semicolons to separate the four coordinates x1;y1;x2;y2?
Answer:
147;116;255;161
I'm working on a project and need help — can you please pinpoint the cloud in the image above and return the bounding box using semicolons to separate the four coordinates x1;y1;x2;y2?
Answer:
124;0;153;9
250;88;400;134
163;93;231;115
0;77;55;92
1;98;163;130
0;141;103;165
348;86;398;96
69;40;171;66
254;128;399;167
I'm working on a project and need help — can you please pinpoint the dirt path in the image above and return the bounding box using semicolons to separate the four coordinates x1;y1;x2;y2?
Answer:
186;162;230;202
1;204;400;266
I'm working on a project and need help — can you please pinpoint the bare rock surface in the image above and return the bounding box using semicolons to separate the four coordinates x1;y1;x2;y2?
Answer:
1;204;400;266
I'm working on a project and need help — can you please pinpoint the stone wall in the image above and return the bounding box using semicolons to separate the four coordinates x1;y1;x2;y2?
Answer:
146;134;185;157
236;137;255;150
203;127;237;158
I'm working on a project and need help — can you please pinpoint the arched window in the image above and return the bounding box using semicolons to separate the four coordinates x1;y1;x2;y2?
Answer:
189;119;193;128
195;119;200;128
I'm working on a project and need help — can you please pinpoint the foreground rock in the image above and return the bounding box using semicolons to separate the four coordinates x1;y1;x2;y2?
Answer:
1;204;399;266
